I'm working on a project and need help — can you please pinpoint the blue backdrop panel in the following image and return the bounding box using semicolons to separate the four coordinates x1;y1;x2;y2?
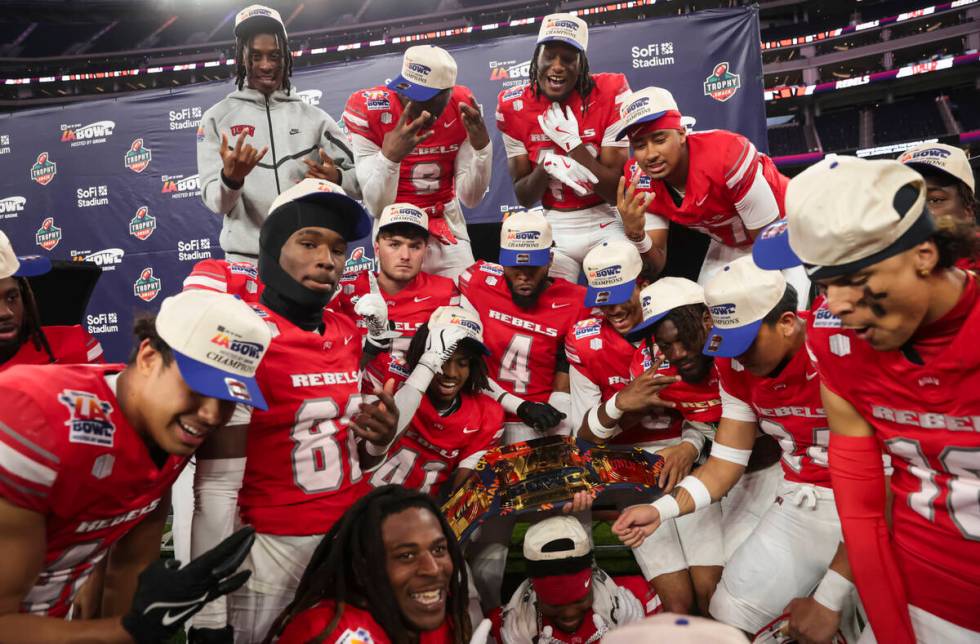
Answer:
0;7;764;361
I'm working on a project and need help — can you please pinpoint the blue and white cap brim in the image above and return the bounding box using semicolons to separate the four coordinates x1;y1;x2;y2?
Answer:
585;280;634;307
173;351;268;410
702;319;764;358
537;34;585;51
625;310;670;342
614;109;669;141
752;221;802;270
386;76;442;101
14;255;52;277
499;247;551;267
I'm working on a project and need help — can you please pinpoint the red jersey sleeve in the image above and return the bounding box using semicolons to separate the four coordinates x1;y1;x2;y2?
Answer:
0;385;59;514
182;259;263;303
718;132;762;204
459;396;505;468
43;325;104;364
278;601;392;644
343;89;382;145
495;84;530;146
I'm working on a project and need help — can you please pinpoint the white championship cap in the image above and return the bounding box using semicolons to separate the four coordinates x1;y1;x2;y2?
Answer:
428;305;490;355
155;290;272;410
583;240;642;307
377;203;429;237
499;210;553;267
0;230;51;280
234;4;286;39
387;45;458;102
266;178;372;241
615;86;683;141
524;515;591;562
626;277;704;341
702;256;787;358
601;613;749;644
785;155;935;279
899;142;975;193
537;13;589;52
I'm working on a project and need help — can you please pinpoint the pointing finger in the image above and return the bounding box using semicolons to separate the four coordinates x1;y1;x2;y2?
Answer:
220;132;229;155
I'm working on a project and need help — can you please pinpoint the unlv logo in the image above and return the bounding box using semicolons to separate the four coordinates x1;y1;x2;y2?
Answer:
230;124;255;137
59;389;116;447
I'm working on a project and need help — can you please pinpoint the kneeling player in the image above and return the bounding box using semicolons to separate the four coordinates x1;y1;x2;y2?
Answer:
0;290;270;640
369;307;503;497
270;486;475;643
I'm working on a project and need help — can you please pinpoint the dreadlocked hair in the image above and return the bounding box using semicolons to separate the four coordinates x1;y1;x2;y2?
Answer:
528;43;595;114
15;278;54;363
932;214;980;269
405;323;489;394
264;485;472;644
652;302;711;352
234;29;293;94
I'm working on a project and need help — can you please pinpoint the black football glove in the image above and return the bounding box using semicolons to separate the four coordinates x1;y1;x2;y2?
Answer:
187;625;235;644
122;526;255;643
516;401;566;431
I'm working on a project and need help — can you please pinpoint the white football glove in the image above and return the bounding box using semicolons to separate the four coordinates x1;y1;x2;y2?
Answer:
417;324;470;375
354;293;400;343
540;152;598;197
537;102;583;153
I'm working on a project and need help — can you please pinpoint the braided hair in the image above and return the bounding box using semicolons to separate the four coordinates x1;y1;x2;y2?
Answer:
404;323;490;394
12;278;54;363
264;486;472;644
234;27;293;94
527;43;595;114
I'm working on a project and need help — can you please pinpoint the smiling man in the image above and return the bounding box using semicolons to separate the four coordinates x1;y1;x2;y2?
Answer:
495;13;634;282
198;4;359;263
0;289;270;642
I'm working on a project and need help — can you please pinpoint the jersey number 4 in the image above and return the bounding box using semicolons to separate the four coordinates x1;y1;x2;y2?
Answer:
498;334;533;394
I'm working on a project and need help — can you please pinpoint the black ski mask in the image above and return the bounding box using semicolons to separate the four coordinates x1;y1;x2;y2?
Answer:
258;200;356;332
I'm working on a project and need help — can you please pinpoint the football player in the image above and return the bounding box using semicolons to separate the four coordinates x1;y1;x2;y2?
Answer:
189;179;400;642
0;289;270;641
344;45;492;278
458;210;591;444
615;87;807;297
368;307;503;498
496;13;640;281
785;156;980;642
332;202;460;371
270;486;477;643
0;231;103;371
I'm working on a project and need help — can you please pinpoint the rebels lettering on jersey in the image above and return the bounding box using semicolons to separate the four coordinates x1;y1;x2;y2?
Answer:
807;278;980;631
332;269;460;357
630;344;722;424
0;325;104;372
496;73;630;211
459;261;590;421
0;364;186;616
624;130;789;247
182;258;263;303
344;85;474;211
565;317;635;401
370;392;503;496
239;305;367;536
717;313;830;486
278;599;455;644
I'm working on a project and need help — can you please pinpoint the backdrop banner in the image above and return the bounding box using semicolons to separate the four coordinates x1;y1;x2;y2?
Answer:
0;7;765;360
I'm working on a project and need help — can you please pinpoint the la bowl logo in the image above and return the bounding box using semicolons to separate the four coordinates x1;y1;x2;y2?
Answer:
703;62;741;103
407;62;432;76
761;220;788;240
129;206;157;241
124;138;153;173
82;248;124;271
30;152;57;186
710;303;737;318
508;230;540;242
546;18;580;31
59;389;116;447
623;96;650;117
35;217;62;251
589;265;622;281
0;195;26;219
61;120;115;145
133;267;162;302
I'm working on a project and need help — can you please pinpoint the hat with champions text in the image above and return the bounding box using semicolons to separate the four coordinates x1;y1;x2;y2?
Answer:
626;277;705;341
387;45;457;102
702;256;787;358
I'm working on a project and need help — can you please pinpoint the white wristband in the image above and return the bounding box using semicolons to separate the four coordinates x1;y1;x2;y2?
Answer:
680;425;706;453
588;406;617;440
604;392;624;420
650;494;680;522
676;475;712;511
710;442;753;466
631;234;653;254
365;440;391;457
812;569;854;613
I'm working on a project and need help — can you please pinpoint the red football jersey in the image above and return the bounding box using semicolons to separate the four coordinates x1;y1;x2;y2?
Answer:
333;269;460;357
624;130;788;247
458;261;590;421
238;305;368;536
0;364;186;616
495;73;631;211
630;344;722;424
182;258;263;303
0;324;104;372
279;600;455;644
343;85;475;212
807;277;980;630
369;392;504;495
716;313;829;486
565;316;680;447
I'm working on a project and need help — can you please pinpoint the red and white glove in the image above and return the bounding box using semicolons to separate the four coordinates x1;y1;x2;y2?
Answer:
541;152;598;197
428;217;459;245
538;102;583;153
